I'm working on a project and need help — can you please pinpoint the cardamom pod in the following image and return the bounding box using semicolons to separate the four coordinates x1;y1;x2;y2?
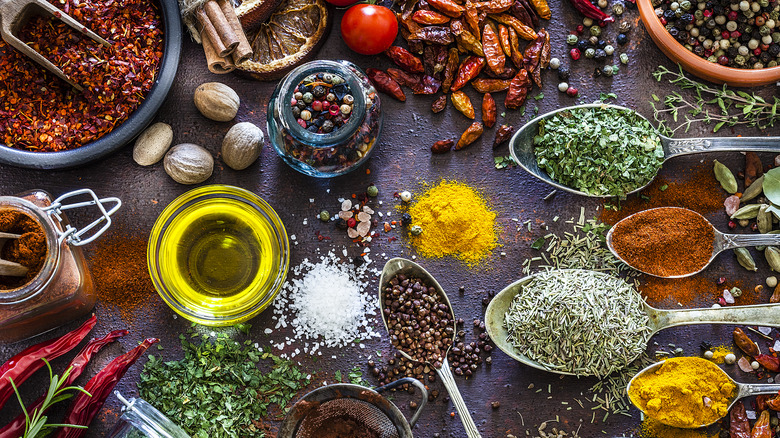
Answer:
767;247;780;272
757;246;767;251
714;160;738;194
730;204;762;220
758;204;773;234
735;248;758;271
741;175;764;202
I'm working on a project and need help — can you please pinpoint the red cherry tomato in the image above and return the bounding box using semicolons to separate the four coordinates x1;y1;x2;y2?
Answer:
326;0;360;5
340;4;398;55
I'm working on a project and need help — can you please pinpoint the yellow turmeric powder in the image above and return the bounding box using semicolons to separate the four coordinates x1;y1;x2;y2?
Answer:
408;181;497;265
638;418;719;438
628;357;735;429
709;346;732;364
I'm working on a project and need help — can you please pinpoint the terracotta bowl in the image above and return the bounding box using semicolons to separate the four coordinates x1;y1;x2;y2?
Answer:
637;0;780;87
0;0;181;170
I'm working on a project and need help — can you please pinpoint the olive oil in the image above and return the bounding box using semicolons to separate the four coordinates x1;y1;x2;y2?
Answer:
153;191;287;323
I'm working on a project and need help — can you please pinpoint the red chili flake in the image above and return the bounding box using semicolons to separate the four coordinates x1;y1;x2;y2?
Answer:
0;0;163;151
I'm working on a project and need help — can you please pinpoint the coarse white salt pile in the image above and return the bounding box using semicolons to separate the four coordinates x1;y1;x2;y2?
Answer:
273;251;380;355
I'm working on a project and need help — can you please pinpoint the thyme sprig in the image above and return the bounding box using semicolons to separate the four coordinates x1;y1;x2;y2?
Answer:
650;65;780;135
10;359;91;438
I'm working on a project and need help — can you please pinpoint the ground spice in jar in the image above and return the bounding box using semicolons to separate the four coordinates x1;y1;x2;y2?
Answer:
628;357;735;428
0;0;163;151
610;207;715;277
0;210;47;289
408;181;498;266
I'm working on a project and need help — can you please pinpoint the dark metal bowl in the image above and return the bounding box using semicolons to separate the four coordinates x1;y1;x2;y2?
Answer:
0;0;182;170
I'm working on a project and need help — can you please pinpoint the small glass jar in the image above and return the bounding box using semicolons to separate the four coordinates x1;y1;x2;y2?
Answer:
0;189;120;343
107;393;190;438
267;60;383;178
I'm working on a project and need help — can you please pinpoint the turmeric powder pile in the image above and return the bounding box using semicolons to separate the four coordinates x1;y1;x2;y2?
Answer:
628;357;735;428
408;181;498;265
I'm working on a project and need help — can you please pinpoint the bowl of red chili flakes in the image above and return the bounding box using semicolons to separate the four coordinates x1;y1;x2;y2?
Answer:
0;0;181;169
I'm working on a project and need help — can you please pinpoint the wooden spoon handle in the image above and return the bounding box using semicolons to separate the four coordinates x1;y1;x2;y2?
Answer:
0;232;22;239
0;260;28;277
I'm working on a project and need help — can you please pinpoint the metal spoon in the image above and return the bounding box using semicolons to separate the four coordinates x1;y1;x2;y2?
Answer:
606;206;780;278
0;232;28;277
508;103;780;198
627;359;780;428
379;258;482;438
484;269;780;376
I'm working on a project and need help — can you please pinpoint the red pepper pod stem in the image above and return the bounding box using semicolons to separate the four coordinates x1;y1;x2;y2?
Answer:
53;338;160;438
0;329;128;438
0;315;97;410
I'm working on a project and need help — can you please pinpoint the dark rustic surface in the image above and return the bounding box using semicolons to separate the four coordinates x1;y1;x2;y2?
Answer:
1;2;780;437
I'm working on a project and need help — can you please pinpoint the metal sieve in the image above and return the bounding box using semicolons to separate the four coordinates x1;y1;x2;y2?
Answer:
279;378;427;438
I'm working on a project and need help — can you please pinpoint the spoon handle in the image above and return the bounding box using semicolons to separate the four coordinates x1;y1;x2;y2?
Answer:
718;233;780;250
738;383;780;398
651;304;780;332
436;358;482;438
665;137;780;157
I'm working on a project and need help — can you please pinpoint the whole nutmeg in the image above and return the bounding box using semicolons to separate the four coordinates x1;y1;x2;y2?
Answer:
193;82;240;122
133;122;173;166
222;122;264;170
164;143;214;184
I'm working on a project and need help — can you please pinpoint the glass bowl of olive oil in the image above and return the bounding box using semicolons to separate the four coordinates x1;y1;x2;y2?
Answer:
148;185;289;326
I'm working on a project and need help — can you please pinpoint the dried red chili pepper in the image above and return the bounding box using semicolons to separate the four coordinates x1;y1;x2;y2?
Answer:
490;13;537;40
0;330;128;438
451;91;476;119
733;328;761;357
475;0;514;13
420;75;442;94
408;26;455;45
757;394;771;411
755;354;780;372
498;24;512;57
53;338;160;438
731;401;751;438
482;93;497;128
471;78;512;93
398;11;423;33
433;45;449;76
387;68;423;89
528;0;551;19
745;152;764;187
385;46;425;74
429;0;466;17
464;2;482;39
413;9;452;24
772;284;780;304
456;122;484;150
766;394;780;411
432;95;448;113
431;139;454;154
493;124;514;148
442;48;460;93
539;28;551;68
400;0;417;20
752;410;771;438
505;69;530;109
451;56;486;91
401;28;425;55
367;69;407;102
482;23;506;75
524;31;545;87
455;30;485;56
508;27;525;68
486;64;517;79
568;0;615;22
0;315;96;410
512;0;537;28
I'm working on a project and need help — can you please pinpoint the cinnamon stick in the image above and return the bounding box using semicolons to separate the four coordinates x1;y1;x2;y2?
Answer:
203;0;239;57
202;32;236;74
196;8;228;56
217;0;253;64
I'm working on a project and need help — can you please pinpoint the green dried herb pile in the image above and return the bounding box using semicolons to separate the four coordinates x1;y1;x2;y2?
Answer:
534;107;664;197
138;331;310;438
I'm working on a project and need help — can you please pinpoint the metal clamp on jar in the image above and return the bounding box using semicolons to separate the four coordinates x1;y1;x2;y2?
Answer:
0;189;121;343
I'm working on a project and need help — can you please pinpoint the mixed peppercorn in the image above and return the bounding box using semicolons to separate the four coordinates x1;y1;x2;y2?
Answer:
0;0;163;151
290;73;354;135
653;0;780;68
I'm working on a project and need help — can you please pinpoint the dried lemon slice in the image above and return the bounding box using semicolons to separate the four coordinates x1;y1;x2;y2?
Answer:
236;0;331;81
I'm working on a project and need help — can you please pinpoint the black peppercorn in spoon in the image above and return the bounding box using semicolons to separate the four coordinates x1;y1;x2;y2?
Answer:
509;103;780;198
379;258;482;438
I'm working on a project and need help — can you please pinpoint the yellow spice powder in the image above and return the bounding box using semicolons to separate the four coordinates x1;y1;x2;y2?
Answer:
628;357;735;429
408;181;498;265
709;346;732;364
638;418;719;438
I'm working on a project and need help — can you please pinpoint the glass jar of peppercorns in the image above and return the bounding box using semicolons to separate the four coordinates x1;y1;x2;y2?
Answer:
267;60;382;178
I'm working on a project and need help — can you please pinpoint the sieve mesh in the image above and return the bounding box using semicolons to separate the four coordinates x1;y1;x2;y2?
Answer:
294;398;401;438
